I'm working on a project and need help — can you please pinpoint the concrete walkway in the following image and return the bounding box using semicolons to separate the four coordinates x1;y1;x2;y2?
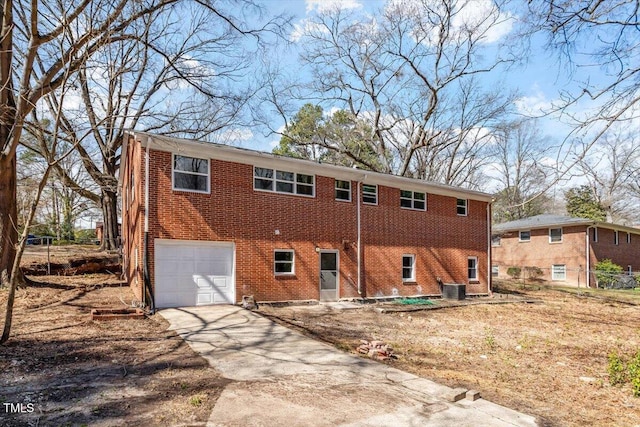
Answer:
160;306;539;427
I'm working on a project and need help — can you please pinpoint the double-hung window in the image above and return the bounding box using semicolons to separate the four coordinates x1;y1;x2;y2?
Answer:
362;184;377;205
614;230;619;245
457;199;468;216
400;190;426;210
519;230;531;242
552;264;566;281
173;155;209;193
274;250;294;275
335;180;351;201
254;167;315;197
468;257;478;281
402;255;415;282
549;228;563;243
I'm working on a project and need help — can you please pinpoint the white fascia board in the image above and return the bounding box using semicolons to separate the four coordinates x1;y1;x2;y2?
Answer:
133;131;492;203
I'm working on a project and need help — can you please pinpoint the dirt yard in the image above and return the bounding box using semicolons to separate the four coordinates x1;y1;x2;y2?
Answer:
260;285;640;427
0;247;228;427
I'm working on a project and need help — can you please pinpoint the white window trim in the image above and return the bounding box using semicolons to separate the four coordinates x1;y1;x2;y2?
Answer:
172;154;210;194
400;190;426;211
549;227;563;244
491;235;501;247
274;249;295;275
467;256;478;281
519;230;531;242
402;254;416;282
253;167;315;198
456;199;468;216
362;184;378;205
335;179;352;202
551;264;567;281
614;230;619;245
491;265;499;277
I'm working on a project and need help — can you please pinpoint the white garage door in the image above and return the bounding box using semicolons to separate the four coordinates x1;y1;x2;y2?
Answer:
154;240;235;308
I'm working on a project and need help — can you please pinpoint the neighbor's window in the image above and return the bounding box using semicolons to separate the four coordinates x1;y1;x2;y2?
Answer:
491;265;499;277
402;254;416;282
274;250;294;275
549;228;563;243
254;167;315;197
491;235;501;246
468;257;478;281
614;230;619;245
519;230;531;242
335;180;351;201
551;264;566;281
400;190;426;210
173;155;209;193
592;227;598;242
362;184;378;204
457;199;468;216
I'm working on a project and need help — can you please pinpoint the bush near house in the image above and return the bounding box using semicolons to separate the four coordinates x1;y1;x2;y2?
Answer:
595;259;626;289
507;266;521;279
523;266;543;280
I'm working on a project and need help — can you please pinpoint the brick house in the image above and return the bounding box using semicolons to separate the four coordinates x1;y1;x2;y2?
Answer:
119;131;493;308
492;214;640;287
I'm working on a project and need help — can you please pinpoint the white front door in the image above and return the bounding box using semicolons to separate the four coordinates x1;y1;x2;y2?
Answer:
154;240;235;308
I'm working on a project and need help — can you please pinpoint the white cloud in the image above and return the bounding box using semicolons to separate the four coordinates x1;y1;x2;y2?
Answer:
305;0;362;14
515;90;555;116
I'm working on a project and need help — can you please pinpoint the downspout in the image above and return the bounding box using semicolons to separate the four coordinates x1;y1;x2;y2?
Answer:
487;201;492;295
585;226;593;289
356;175;365;295
143;143;155;313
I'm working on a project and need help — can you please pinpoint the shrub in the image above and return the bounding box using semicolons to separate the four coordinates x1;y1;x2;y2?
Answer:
595;259;624;288
629;352;640;397
507;267;521;279
608;351;627;385
524;266;543;279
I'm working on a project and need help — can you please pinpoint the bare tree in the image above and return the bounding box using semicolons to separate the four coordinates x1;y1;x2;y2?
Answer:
576;127;640;224
263;0;516;188
0;0;186;287
490;119;554;222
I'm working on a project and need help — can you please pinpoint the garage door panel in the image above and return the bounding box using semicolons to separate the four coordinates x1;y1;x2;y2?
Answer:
154;240;235;308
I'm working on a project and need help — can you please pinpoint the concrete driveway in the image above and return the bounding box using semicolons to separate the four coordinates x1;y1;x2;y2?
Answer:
160;306;539;427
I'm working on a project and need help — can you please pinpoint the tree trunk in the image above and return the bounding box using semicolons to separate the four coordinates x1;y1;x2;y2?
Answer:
0;154;18;288
100;189;119;251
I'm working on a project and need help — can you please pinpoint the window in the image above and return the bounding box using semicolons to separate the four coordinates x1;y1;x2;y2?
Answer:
456;199;468;216
400;190;426;210
402;255;416;282
491;234;501;246
491;265;499;277
468;257;478;281
552;264;566;281
519;230;531;242
274;250;294;275
627;233;631;244
254;167;315;197
173;155;209;192
592;227;598;242
614;230;619;245
362;184;377;204
335;180;351;201
549;228;563;243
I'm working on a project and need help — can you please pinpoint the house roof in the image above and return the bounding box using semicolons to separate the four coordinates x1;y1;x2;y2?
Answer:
122;130;493;203
493;214;640;235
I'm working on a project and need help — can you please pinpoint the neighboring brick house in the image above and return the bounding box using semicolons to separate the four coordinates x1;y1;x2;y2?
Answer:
119;131;493;308
492;214;640;287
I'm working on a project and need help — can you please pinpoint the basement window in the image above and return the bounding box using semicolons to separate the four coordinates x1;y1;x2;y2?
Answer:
274;250;294;275
173;155;209;193
551;264;566;281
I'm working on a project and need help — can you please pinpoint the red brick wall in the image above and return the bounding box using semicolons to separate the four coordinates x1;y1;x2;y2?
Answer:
492;226;588;286
591;227;640;275
120;135;145;301
134;148;490;303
